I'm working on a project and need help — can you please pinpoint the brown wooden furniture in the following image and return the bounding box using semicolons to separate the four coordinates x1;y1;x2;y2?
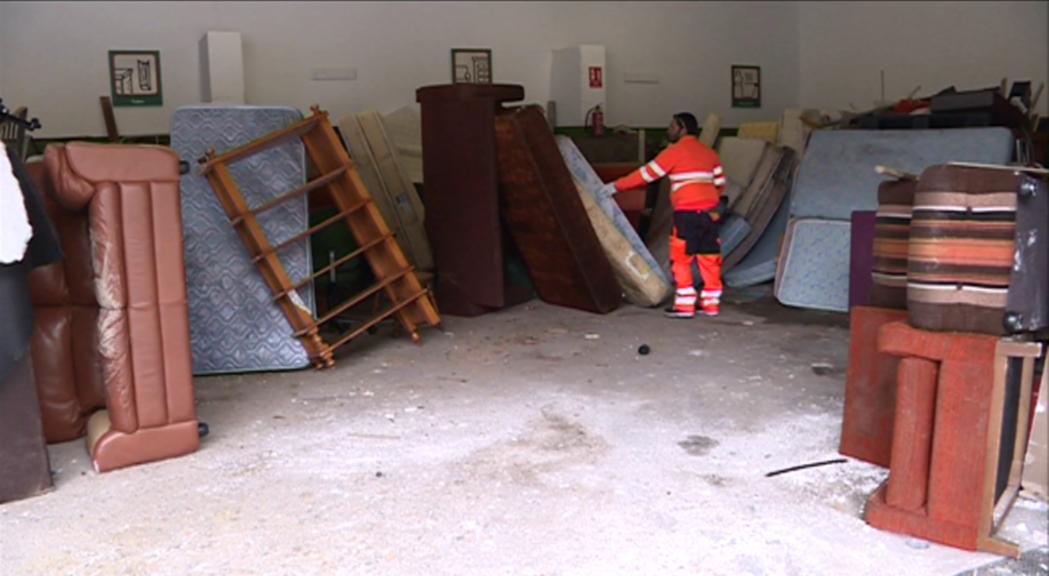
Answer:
200;107;441;369
416;84;532;317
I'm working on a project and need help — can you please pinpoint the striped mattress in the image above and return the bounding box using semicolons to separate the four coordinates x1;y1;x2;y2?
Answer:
906;165;1018;335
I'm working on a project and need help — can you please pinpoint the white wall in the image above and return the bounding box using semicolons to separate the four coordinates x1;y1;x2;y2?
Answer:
0;1;799;138
798;1;1049;116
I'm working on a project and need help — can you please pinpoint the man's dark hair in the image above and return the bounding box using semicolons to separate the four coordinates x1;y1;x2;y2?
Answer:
673;112;701;135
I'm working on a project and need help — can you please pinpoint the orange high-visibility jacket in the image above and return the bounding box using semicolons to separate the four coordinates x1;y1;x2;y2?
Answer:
614;136;725;211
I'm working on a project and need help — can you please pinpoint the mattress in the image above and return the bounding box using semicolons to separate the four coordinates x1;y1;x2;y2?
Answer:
716;137;768;207
907;165;1018;335
737;121;780;144
732;144;784;222
719;213;751;257
723;147;794;270
356;110;432;270
574;180;672;306
777;109;813;157
494;105;621;314
645;180;673;280
171;106;314;374
774;218;852;312
699;113;721;148
380;106;423;185
723;188;791;288
340;112;433;271
556;135;672;300
791;128;1014;221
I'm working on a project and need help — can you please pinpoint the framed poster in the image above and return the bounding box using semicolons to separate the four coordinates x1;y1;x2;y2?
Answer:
109;50;163;107
731;65;760;108
451;49;492;84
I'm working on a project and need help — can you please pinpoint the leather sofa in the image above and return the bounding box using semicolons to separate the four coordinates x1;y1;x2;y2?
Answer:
28;143;199;472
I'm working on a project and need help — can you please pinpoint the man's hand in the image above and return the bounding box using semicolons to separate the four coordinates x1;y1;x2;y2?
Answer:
601;183;618;197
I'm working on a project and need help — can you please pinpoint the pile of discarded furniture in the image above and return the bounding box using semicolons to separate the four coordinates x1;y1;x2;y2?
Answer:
841;162;1047;556
416;83;677;317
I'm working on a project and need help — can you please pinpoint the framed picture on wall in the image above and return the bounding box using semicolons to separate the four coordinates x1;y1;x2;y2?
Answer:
731;65;760;108
451;48;492;84
109;50;163;106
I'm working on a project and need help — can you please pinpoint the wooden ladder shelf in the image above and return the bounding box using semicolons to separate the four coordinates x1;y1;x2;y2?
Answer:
199;106;441;369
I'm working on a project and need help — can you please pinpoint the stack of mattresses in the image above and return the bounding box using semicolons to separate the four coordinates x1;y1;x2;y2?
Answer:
724;146;796;272
557;136;672;307
494;106;621;314
724;192;791;288
774;128;1014;312
717;137;768;210
338;108;433;271
172;106;315;374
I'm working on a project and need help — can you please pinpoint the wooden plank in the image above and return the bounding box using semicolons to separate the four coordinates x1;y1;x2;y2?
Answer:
977;535;1020;559
1008;356;1036;489
200;113;324;173
297;267;412;334
979;349;1009;544
251;199;370;263
234;166;348;224
327;289;430;351
946;162;1049;176
278;233;394;298
99;96;119;142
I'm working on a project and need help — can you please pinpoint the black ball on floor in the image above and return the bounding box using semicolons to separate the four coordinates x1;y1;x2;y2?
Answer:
638;344;651;356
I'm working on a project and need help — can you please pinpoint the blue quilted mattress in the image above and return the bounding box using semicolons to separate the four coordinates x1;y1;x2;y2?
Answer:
555;136;671;290
724;193;790;289
791;128;1013;220
172;106;315;374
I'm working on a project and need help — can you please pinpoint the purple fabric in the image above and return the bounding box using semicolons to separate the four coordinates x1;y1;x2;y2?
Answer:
849;211;877;309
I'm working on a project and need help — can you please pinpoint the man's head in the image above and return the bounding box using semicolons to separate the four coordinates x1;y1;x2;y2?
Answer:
668;112;700;143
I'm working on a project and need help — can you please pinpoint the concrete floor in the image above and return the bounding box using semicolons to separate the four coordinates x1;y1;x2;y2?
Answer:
2;294;1047;575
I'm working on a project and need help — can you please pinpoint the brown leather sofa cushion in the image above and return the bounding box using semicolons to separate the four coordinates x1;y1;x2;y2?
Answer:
27;161;105;442
31;143;199;472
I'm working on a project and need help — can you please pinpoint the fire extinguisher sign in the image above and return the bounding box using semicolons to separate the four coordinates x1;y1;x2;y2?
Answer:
588;66;603;88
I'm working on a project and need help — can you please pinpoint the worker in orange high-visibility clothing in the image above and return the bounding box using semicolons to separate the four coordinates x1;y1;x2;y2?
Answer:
609;112;725;318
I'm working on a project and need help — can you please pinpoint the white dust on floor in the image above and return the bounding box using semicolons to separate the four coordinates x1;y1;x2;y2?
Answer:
1;302;1045;575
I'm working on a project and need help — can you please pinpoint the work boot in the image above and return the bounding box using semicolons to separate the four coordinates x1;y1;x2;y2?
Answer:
664;305;695;319
700;299;720;317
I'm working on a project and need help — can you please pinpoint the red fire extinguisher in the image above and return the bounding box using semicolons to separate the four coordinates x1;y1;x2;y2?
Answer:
586;104;605;137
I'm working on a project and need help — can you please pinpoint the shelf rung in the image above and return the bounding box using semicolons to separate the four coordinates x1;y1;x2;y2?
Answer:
252;199;370;263
276;233;394;300
200;114;325;173
293;267;412;336
326;289;429;351
233;167;348;225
